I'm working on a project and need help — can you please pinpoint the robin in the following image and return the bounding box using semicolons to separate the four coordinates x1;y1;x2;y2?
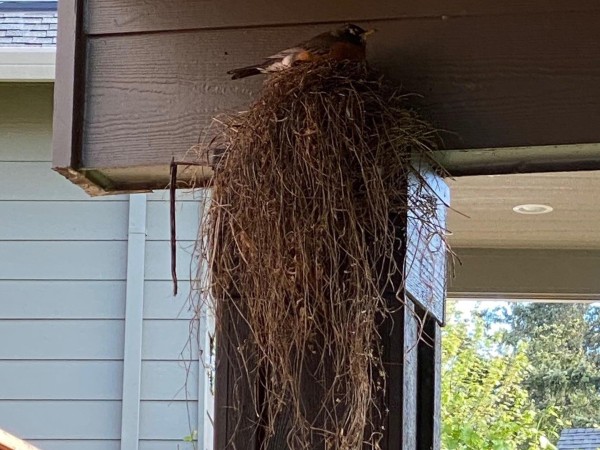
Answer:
227;23;375;80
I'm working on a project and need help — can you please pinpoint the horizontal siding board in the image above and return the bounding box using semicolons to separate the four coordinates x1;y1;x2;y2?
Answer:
145;240;197;281
147;189;205;202
141;360;199;401
0;280;125;319
0;360;199;400
139;400;198;440
0;241;127;280
29;441;120;450
0;201;128;240
144;281;195;320
31;443;197;450
142;320;199;361
0;162;128;201
84;13;600;170
0;361;123;400
139;442;196;450
85;0;600;35
0;320;124;359
0;400;121;439
146;200;201;241
0;83;53;162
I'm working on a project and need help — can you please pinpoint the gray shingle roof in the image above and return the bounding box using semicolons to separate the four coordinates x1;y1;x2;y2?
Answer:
0;11;57;47
558;428;600;450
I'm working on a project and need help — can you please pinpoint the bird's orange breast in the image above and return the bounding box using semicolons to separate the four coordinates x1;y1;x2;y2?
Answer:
328;41;366;61
294;50;315;62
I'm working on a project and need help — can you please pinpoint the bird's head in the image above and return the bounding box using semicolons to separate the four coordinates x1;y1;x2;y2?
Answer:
334;23;376;46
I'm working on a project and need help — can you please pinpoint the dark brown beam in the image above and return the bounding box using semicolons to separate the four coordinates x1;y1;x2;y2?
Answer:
449;248;600;299
54;1;600;193
85;0;600;35
417;317;442;450
80;13;600;171
437;145;600;177
52;0;83;169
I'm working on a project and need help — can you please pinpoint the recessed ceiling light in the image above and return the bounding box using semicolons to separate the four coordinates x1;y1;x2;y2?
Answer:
512;204;554;215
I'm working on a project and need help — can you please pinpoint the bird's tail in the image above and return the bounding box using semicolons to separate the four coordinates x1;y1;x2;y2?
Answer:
227;65;262;80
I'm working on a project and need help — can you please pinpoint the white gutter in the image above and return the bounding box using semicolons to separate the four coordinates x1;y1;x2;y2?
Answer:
120;193;147;450
0;47;56;82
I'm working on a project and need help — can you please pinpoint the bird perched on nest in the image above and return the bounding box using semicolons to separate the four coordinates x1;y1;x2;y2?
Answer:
227;23;375;80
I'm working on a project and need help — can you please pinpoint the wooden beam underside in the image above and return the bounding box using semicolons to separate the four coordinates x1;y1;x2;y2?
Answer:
53;0;600;194
449;248;600;300
437;144;600;177
55;142;600;196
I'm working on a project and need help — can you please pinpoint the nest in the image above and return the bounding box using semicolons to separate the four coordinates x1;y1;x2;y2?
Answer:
198;60;444;450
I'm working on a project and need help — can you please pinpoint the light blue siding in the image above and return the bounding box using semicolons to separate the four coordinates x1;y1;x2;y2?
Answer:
139;401;198;440
0;241;128;279
0;361;199;402
140;361;199;401
0;84;210;449
144;240;198;281
0;401;122;439
0;280;125;318
0;320;125;359
143;281;195;320
146;199;203;241
28;442;196;450
142;320;199;361
29;441;121;450
0;201;129;240
0;361;124;399
139;443;196;450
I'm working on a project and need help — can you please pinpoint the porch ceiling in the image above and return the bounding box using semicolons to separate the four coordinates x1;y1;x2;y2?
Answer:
448;169;600;249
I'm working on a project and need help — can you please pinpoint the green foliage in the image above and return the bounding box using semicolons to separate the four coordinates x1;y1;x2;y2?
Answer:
487;303;600;435
442;306;554;450
183;430;197;442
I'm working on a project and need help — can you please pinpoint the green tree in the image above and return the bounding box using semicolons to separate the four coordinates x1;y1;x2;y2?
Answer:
487;303;600;435
441;307;554;450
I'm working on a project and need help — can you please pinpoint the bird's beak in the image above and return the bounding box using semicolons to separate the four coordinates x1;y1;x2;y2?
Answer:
363;29;377;38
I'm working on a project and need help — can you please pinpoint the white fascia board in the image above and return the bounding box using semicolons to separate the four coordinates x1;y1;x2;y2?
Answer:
0;47;56;82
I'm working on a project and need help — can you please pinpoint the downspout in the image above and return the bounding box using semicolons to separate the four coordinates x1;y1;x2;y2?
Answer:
120;194;147;450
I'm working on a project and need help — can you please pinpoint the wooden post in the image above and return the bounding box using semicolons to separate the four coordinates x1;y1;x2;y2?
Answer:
213;164;448;450
417;317;442;450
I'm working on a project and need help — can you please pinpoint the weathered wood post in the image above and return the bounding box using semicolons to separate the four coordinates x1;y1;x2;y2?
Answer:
213;160;448;449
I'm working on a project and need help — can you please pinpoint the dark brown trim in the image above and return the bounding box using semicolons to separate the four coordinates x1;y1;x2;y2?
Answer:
417;317;442;450
52;0;86;170
51;167;138;196
51;165;207;196
449;248;600;299
436;145;600;177
85;0;600;36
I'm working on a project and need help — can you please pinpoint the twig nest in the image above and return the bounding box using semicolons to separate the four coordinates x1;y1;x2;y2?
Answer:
199;60;442;450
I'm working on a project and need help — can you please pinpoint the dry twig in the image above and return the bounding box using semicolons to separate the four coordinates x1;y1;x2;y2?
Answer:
195;60;447;450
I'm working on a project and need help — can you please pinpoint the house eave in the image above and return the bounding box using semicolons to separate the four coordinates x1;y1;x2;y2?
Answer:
0;47;56;82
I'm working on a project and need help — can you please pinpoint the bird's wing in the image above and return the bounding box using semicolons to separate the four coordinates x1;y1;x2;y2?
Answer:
259;47;308;72
266;47;305;60
227;31;337;79
297;32;338;55
265;31;335;60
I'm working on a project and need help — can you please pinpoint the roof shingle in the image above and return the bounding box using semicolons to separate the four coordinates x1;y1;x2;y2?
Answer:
0;11;57;47
558;428;600;450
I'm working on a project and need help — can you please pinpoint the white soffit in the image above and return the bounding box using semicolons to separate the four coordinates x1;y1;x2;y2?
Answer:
447;168;600;249
0;47;56;82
